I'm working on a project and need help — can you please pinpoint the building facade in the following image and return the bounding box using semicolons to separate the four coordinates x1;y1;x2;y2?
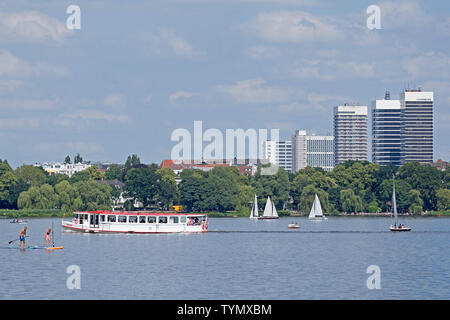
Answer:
263;140;293;172
291;130;307;172
334;105;368;166
400;89;434;164
306;135;334;172
372;93;403;166
35;162;92;177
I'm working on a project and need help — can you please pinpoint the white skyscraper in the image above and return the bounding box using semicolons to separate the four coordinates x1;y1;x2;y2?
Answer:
334;105;368;166
400;89;433;164
292;130;307;172
306;135;334;172
263;140;292;172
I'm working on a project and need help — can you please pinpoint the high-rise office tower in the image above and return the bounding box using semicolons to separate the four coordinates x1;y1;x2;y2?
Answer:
372;91;402;166
334;105;368;166
292;130;307;172
263;140;292;172
306;135;334;172
400;89;434;164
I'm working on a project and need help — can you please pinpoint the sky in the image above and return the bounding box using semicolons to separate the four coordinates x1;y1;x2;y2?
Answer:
0;0;449;168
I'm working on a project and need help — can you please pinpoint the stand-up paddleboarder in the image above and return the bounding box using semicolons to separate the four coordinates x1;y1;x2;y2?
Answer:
44;228;52;248
19;226;27;249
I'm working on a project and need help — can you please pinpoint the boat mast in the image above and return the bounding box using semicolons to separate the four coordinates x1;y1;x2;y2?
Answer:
392;174;398;226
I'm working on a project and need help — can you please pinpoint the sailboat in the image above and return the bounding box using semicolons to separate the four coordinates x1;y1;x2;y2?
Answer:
390;175;411;232
308;194;327;220
258;196;279;219
249;194;259;219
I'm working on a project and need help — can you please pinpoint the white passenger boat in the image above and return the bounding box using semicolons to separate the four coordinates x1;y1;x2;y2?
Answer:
62;211;209;234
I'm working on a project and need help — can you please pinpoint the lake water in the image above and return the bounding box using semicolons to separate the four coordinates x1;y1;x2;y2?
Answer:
1;217;449;300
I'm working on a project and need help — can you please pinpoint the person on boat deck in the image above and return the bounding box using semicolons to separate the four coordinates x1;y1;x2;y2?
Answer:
19;226;27;249
44;228;52;248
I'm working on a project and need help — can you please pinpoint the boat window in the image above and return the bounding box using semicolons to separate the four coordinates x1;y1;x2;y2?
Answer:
107;215;116;223
187;217;200;225
180;216;186;223
74;214;79;219
158;217;168;224
118;215;127;223
129;216;137;223
100;215;105;222
202;216;207;222
147;216;156;223
139;216;146;223
84;214;88;220
169;216;179;224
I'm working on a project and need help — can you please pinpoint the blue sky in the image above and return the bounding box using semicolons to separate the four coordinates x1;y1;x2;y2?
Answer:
0;0;449;168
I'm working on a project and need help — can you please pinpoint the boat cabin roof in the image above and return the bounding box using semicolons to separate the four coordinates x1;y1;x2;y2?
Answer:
74;210;206;217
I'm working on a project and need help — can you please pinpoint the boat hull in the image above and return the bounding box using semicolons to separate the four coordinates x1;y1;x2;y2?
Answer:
390;227;411;232
62;221;208;234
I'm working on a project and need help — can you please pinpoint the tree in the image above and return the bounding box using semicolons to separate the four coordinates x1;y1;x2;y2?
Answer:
340;189;363;213
408;189;423;214
70;166;105;183
124;165;159;208
15;165;47;187
0;162;17;208
398;162;442;211
436;189;450;211
125;154;141;169
105;164;124;181
73;180;112;211
74;153;83;164
156;168;179;210
64;155;71;164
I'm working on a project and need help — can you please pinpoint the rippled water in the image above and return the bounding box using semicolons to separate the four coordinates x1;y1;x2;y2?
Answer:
1;217;449;299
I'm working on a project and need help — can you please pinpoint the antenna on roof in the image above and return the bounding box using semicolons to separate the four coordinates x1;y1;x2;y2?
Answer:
385;90;391;100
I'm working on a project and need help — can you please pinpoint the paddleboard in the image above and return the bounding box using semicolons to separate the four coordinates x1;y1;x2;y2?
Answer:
7;246;64;250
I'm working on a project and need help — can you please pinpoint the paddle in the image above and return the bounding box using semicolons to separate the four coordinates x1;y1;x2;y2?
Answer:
8;236;29;244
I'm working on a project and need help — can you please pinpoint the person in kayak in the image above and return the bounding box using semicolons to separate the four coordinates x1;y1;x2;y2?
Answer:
19;226;27;249
44;228;52;248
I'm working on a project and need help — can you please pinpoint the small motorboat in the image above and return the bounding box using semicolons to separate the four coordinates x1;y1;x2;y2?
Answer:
288;222;299;229
10;219;27;224
390;224;411;232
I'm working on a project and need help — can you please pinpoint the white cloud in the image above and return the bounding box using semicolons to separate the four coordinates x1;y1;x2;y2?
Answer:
137;27;206;58
0;97;60;111
289;59;375;80
104;93;127;109
243;11;343;43
0;49;69;77
377;0;433;31
402;51;450;79
0;117;40;130
215;78;292;104
0;11;71;43
33;142;104;153
59;110;131;125
169;91;194;104
244;46;283;60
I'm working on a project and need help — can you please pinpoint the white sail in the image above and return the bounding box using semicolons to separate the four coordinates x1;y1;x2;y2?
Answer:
263;196;272;217
250;194;259;219
272;201;278;217
392;179;398;226
308;194;324;219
